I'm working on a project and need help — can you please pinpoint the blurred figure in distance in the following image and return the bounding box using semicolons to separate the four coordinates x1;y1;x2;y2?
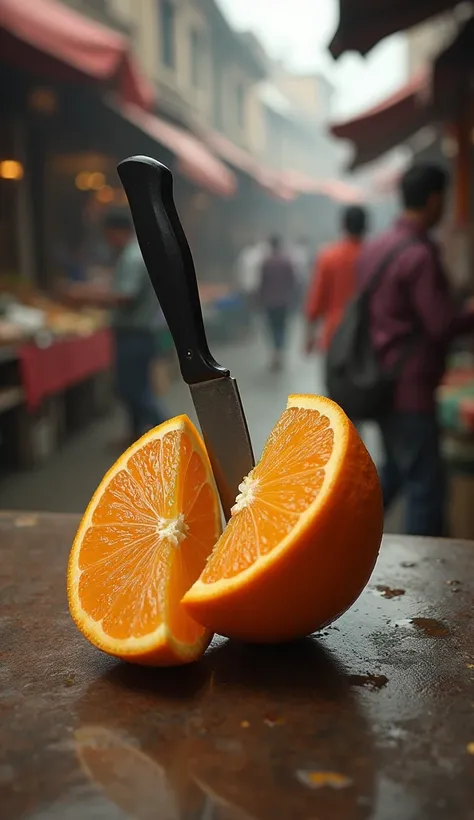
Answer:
290;235;311;304
305;205;367;355
257;234;297;372
62;209;168;444
358;162;474;536
235;236;267;330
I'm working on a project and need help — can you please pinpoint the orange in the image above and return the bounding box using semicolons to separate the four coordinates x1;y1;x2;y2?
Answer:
67;416;221;666
183;394;383;643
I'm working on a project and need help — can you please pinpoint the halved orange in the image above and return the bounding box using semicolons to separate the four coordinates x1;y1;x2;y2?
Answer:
67;416;221;665
183;394;383;643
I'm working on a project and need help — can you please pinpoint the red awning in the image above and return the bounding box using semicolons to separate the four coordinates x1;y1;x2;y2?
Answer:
279;169;321;196
370;165;405;197
331;18;474;169
330;0;459;58
205;131;367;201
119;103;236;198
330;73;431;169
206;131;259;179
267;170;365;203
0;0;154;109
205;130;292;198
318;179;366;203
279;170;366;203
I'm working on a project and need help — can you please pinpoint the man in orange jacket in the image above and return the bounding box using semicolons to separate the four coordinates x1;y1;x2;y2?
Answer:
305;205;368;354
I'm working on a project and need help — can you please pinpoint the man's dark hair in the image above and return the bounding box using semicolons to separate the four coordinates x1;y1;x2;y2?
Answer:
400;162;448;209
342;205;367;237
269;234;282;251
103;208;132;231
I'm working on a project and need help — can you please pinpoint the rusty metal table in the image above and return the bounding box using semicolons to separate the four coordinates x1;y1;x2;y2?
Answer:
1;512;473;820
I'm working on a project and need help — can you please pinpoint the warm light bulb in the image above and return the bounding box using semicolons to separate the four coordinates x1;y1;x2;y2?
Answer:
0;160;24;180
96;185;114;203
88;172;106;190
29;88;57;114
75;171;91;191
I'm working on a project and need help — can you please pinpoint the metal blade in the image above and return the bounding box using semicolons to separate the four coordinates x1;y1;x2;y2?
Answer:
190;376;255;521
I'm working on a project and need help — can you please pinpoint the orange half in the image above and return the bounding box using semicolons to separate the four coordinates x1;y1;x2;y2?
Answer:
183;394;383;643
67;415;222;665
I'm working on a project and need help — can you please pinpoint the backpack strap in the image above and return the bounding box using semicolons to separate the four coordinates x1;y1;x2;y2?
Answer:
362;235;427;378
363;235;420;299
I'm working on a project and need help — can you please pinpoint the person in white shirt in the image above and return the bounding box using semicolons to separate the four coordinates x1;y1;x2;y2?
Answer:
235;238;267;327
290;236;311;304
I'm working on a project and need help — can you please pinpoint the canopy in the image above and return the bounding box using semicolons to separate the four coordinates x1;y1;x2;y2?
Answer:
205;130;366;201
330;73;430;169
118;103;236;198
330;16;474;169
205;130;295;199
330;0;459;58
0;0;154;109
281;170;365;203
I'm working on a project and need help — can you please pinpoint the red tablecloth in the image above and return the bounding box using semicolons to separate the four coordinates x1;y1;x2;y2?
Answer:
19;329;113;412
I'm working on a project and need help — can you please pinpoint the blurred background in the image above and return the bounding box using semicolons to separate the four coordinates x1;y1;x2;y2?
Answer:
0;0;473;534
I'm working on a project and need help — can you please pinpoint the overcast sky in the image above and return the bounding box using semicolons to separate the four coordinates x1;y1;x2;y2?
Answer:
217;0;408;120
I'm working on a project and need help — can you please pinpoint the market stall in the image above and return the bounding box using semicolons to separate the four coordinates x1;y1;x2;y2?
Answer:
199;282;247;344
438;355;474;539
0;285;113;469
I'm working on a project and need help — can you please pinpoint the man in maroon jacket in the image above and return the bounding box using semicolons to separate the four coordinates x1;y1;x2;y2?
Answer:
358;163;474;536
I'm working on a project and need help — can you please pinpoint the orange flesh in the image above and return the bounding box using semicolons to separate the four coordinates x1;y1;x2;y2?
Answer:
77;428;216;643
201;407;334;582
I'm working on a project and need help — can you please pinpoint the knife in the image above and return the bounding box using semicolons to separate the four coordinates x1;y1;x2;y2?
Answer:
117;155;255;521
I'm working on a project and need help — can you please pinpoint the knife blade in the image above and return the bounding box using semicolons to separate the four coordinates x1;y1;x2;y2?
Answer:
117;155;255;520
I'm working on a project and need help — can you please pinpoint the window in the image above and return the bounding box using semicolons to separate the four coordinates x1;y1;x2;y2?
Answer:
236;83;245;130
85;1;109;10
160;0;175;69
190;28;204;88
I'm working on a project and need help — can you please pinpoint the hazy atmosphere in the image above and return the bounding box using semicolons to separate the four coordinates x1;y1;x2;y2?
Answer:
218;0;408;116
1;1;474;816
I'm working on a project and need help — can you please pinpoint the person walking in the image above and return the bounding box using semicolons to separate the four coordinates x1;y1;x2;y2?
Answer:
63;209;168;443
305;206;367;356
357;162;474;537
258;235;297;371
291;235;311;305
235;237;267;329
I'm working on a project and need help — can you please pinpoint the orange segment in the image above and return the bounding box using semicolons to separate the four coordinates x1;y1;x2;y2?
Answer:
67;415;222;665
183;395;383;643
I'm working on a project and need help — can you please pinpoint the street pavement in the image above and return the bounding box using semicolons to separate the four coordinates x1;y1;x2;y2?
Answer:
0;319;398;526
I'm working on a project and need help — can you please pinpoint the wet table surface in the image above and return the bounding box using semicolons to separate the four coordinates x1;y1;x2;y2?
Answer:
1;512;474;820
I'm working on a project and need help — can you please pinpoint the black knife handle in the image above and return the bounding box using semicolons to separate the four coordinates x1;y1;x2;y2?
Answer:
117;156;228;385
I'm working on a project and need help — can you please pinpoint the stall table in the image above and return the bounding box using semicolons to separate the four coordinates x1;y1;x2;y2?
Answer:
0;331;114;468
1;512;473;820
19;329;113;412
